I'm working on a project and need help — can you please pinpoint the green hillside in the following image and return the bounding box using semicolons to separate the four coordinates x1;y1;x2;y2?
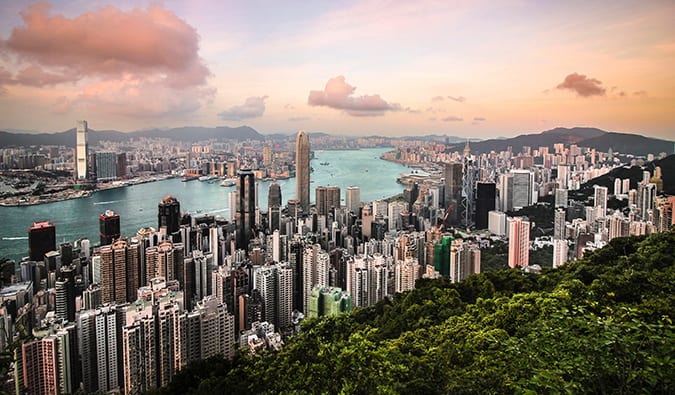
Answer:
154;229;675;394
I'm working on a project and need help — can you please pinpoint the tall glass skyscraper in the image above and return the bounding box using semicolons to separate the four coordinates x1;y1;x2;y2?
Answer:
295;130;310;214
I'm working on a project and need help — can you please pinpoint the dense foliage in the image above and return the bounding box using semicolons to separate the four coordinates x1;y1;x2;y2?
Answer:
154;230;675;394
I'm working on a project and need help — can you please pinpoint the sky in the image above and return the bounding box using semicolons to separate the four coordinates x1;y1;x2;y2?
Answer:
0;0;674;139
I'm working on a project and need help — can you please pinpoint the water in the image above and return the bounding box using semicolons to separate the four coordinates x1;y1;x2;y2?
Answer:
0;148;409;260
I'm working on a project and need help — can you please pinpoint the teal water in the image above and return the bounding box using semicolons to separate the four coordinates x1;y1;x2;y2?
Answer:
0;148;407;260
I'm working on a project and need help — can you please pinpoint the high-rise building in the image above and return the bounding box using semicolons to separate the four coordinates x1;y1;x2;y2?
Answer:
508;217;530;269
236;169;256;250
99;210;121;246
346;186;360;215
554;208;567;241
158;195;181;236
594;185;608;218
553;239;569;268
444;163;463;226
268;181;282;231
307;286;352;318
488;211;507;237
449;239;480;283
76;120;88;180
394;257;420;293
295;131;310;214
55;265;76;322
316;186;341;216
28;221;56;261
268;182;282;208
511;170;535;210
475;182;496;229
98;239;141;304
253;263;292;333
95;151;117;182
22;336;59;395
554;188;568;208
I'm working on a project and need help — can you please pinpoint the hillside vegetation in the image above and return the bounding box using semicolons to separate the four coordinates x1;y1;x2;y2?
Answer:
154;229;675;394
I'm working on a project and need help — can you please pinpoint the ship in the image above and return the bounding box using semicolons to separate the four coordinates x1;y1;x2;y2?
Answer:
182;175;199;182
320;162;330;165
220;178;237;187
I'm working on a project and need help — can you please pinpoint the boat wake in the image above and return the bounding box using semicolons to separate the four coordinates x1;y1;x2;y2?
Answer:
2;236;28;241
93;200;121;205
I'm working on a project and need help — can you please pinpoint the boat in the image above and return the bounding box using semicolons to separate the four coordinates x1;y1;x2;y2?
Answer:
320;162;330;165
182;175;198;182
220;178;236;187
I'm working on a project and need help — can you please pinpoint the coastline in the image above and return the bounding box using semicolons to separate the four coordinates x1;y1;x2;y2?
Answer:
0;174;175;207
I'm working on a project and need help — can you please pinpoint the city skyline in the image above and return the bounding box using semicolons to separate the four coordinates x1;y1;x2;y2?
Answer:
0;1;674;138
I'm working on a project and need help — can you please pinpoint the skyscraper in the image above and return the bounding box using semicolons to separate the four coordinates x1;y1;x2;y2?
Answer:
444;163;463;226
475;182;496;229
295;130;310;214
95;151;117;182
158;195;181;236
268;182;282;232
99;210;121;246
76;120;88;180
594;185;608;218
236;169;256;250
346;186;360;215
316;186;340;216
28;221;56;261
508;217;530;269
98;239;141;304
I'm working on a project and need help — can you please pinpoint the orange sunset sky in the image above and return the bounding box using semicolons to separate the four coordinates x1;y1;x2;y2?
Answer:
0;1;674;139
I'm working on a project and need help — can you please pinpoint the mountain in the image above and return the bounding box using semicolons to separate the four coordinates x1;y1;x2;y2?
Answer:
156;230;675;394
0;126;264;147
448;127;673;157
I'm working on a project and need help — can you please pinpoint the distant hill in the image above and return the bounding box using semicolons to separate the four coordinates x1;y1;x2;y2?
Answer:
577;154;675;198
449;127;673;157
0;126;264;147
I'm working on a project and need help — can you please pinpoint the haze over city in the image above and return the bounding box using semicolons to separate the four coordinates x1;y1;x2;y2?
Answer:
1;0;674;138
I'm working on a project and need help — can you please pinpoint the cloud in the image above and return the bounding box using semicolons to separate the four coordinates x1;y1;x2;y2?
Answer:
473;117;486;121
0;3;213;116
284;104;296;109
288;116;310;122
633;90;648;97
448;95;466;103
218;96;268;121
308;75;400;116
75;78;215;118
442;116;463;122
14;66;75;87
556;73;606;97
3;3;210;87
431;96;445;102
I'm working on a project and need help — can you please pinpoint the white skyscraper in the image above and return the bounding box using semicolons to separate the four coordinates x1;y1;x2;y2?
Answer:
594;185;608;218
76;120;88;180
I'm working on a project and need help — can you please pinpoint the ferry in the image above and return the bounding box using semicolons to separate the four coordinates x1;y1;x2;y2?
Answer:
220;178;237;187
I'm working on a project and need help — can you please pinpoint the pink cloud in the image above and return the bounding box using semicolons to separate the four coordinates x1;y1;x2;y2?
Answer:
556;73;606;97
308;76;400;116
14;66;75;86
219;96;268;121
3;3;210;88
0;3;213;117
